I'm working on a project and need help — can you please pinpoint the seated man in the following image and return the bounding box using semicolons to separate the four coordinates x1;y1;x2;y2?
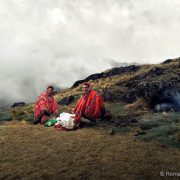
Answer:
34;86;58;124
73;82;109;125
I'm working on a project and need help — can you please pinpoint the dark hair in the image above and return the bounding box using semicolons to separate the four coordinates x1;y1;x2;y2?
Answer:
47;85;54;91
82;82;90;88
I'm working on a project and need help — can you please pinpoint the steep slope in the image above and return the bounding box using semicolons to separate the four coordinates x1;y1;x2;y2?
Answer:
55;57;180;111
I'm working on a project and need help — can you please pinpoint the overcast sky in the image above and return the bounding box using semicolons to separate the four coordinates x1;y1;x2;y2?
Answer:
0;0;180;107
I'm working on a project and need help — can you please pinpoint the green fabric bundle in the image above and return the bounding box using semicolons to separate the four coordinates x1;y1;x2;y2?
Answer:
44;118;56;127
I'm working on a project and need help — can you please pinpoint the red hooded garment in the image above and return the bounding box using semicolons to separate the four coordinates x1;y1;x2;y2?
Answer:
74;90;104;120
34;92;58;119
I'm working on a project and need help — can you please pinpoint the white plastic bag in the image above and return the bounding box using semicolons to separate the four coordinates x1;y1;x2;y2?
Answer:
56;112;75;129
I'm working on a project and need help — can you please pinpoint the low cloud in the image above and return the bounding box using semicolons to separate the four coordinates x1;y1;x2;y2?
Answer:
0;0;180;107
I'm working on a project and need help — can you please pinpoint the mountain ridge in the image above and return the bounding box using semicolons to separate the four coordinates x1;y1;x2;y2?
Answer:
55;57;180;112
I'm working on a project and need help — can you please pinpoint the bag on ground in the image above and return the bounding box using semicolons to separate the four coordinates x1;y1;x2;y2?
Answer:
45;118;57;127
55;112;76;130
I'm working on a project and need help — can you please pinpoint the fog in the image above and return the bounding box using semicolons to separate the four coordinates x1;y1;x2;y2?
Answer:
0;0;180;107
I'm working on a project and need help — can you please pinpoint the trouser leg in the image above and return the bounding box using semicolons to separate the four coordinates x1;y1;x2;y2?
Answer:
100;107;106;120
100;107;112;120
80;115;97;127
41;115;49;124
34;110;51;124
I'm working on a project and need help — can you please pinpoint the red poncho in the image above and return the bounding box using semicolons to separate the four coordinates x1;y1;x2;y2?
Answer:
34;92;58;119
74;90;104;120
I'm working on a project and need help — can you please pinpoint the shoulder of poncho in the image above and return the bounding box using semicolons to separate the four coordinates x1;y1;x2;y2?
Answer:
39;92;47;97
39;93;56;102
90;90;100;96
80;90;100;99
37;92;47;100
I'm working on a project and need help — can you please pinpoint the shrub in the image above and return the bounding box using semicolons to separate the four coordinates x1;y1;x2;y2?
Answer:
0;112;13;121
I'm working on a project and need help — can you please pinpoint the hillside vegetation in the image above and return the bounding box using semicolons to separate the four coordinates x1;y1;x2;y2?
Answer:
0;58;180;179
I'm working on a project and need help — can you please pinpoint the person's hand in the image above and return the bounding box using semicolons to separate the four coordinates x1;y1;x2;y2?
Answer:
44;110;50;116
71;108;75;114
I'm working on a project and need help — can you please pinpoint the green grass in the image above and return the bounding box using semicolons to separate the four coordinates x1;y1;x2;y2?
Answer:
0;102;180;149
137;112;180;148
105;102;130;116
139;121;160;130
0;112;13;121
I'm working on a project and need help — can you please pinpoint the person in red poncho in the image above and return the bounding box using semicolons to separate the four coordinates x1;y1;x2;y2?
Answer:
73;82;108;125
34;86;58;124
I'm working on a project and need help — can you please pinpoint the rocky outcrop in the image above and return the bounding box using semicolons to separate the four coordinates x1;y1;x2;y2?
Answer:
154;103;178;112
72;65;139;88
62;58;180;112
11;102;26;108
100;60;180;111
162;57;180;64
58;96;75;106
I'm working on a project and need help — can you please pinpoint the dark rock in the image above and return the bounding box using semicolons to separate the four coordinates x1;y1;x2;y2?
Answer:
149;67;164;76
72;73;104;88
162;59;174;64
124;92;136;103
130;118;138;123
154;103;176;112
107;128;115;135
153;90;180;112
124;80;139;88
102;88;124;102
123;78;180;112
11;102;26;108
70;57;180;113
125;67;164;88
162;57;180;65
103;65;139;78
52;91;58;95
102;89;111;101
150;90;180;110
120;123;128;127
58;96;75;106
123;70;180;110
72;65;139;88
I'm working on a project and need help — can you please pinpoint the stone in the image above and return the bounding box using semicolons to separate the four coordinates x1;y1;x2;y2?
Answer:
11;102;26;108
58;96;75;106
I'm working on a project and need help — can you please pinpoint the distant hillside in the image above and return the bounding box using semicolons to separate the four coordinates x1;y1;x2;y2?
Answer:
55;57;180;112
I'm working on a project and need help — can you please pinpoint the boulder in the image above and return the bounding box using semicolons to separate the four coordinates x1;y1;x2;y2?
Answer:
58;96;75;106
102;88;125;102
124;92;136;103
149;67;164;76
11;102;26;108
154;103;177;112
162;59;174;64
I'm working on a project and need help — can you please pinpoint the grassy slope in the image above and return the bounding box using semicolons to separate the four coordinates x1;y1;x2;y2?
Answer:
0;58;180;179
54;58;180;101
1;121;180;180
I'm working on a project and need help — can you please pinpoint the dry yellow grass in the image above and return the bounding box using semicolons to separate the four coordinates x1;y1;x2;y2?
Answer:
124;98;149;111
0;121;180;180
